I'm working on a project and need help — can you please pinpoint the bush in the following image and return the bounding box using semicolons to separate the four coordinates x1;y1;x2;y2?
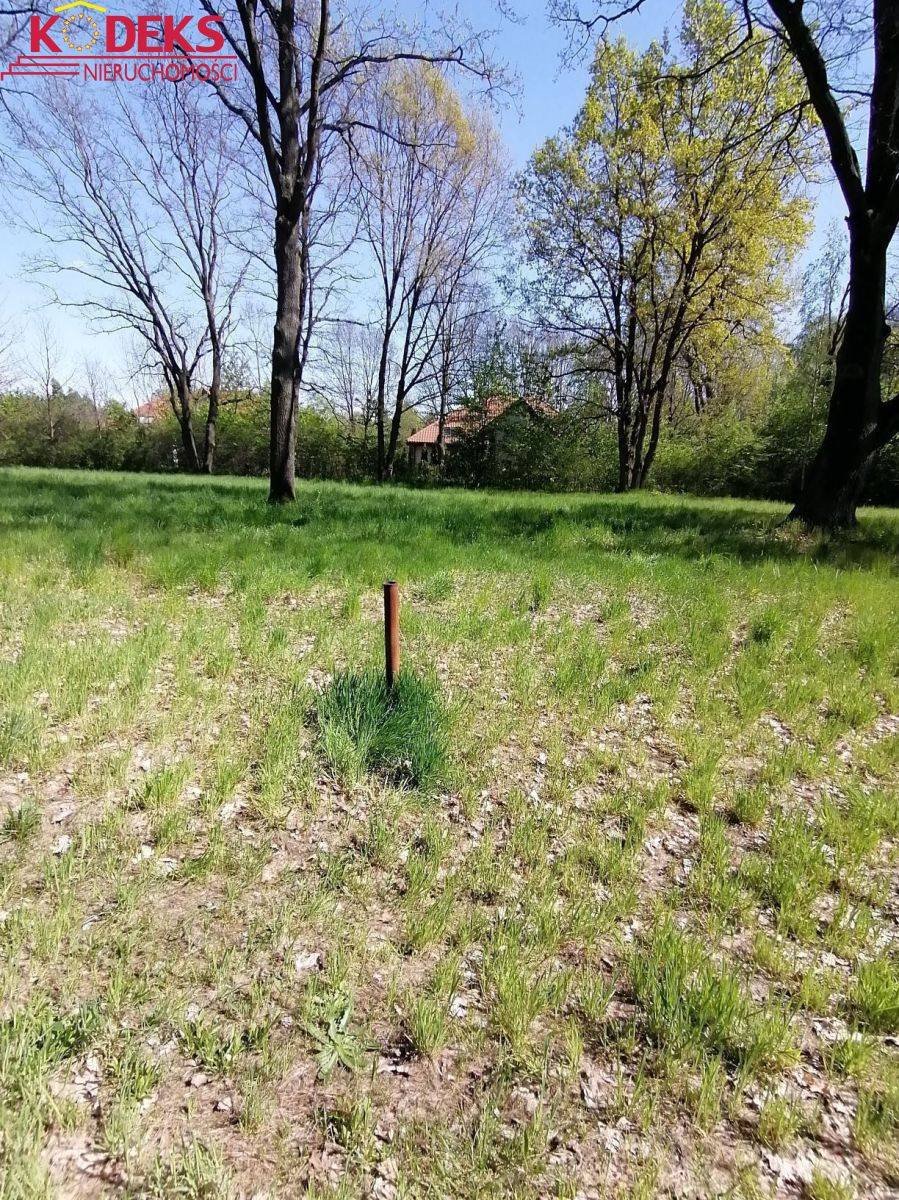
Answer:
0;364;895;507
0;389;377;483
443;403;619;493
653;383;898;507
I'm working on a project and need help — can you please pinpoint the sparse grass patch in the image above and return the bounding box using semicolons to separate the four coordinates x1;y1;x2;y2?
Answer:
0;998;104;1190
629;919;796;1075
105;1041;161;1106
1;798;40;843
481;927;557;1059
176;1015;269;1076
854;1061;899;1152
728;783;769;828
143;1139;235;1200
1;470;897;1198
822;1035;874;1080
403;992;451;1057
806;1172;856;1200
741;811;834;938
755;1093;804;1148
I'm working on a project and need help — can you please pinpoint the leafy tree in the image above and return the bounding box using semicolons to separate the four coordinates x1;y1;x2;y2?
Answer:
521;0;811;490
551;0;899;526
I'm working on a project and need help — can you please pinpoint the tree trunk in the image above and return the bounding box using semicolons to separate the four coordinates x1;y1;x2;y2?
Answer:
269;210;303;503
202;355;220;475
436;354;450;468
202;399;218;474
171;377;201;472
617;398;649;491
178;414;201;472
202;298;223;474
375;390;387;482
638;390;666;487
374;330;391;482
615;383;633;493
45;392;56;444
385;390;405;478
790;220;890;528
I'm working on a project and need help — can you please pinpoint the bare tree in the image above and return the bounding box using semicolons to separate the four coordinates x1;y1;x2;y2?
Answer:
353;63;509;478
0;1;37;76
200;0;502;502
30;321;65;444
4;81;249;472
310;318;380;440
81;358;111;430
0;305;19;390
239;301;278;394
117;84;251;471
432;288;497;463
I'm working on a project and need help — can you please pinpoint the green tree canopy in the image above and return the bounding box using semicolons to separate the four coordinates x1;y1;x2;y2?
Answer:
520;0;814;489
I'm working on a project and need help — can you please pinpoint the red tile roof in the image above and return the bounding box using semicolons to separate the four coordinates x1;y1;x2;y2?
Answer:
407;397;548;445
133;396;170;421
406;421;442;445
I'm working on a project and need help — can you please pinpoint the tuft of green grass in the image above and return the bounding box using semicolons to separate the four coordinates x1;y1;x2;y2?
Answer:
105;1042;161;1106
527;570;553;613
176;1016;269;1076
144;1139;235;1200
740;812;833;938
629;919;795;1075
480;930;555;1059
1;799;40;843
853;1062;899;1150
728;784;768;828
315;1097;375;1162
822;1035;873;1080
0;709;43;769
848;956;899;1034
315;668;450;789
755;1093;803;1149
805;1172;855;1200
403;993;450;1057
0;1001;102;1073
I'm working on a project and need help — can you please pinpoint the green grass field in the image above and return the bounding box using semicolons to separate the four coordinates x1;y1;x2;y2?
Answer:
1;467;897;1199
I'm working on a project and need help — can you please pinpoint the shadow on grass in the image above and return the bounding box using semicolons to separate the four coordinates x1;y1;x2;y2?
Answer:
0;467;896;585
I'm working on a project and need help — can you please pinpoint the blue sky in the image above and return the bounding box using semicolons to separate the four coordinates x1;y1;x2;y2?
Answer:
477;0;679;164
1;0;843;398
478;0;842;252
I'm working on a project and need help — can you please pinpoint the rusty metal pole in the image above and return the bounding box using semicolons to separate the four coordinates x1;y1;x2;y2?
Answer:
383;581;400;692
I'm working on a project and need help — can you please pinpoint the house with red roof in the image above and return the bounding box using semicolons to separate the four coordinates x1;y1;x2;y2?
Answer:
133;395;170;425
406;396;552;469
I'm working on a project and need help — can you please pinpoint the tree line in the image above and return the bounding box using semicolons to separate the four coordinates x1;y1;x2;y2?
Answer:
0;0;896;526
2;290;896;505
